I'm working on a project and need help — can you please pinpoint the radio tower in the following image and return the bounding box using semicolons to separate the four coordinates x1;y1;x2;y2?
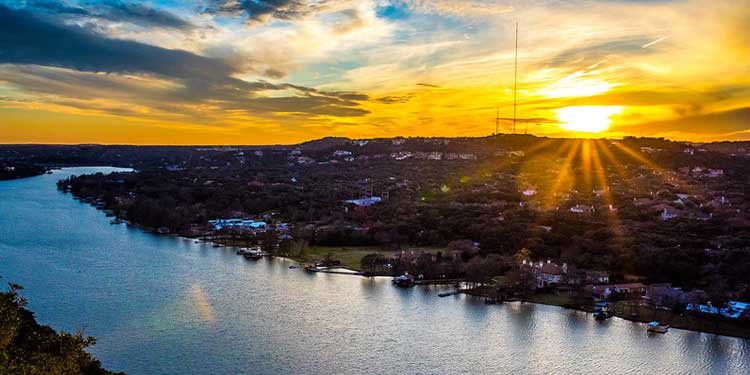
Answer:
495;107;500;135
512;21;518;135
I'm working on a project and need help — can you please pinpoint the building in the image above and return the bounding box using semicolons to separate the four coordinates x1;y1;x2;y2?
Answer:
570;204;594;214
589;283;647;299
209;218;267;231
522;188;537;196
537;262;564;288
686;301;749;320
344;196;382;207
581;270;610;285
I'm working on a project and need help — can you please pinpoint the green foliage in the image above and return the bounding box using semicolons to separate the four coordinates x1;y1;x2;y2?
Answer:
0;279;122;375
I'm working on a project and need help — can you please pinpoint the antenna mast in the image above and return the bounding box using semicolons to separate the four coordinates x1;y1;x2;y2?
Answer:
512;21;518;135
495;107;499;135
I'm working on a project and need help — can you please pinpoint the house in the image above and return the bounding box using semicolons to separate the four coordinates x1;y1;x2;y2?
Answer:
660;207;682;220
645;284;707;307
208;218;267;231
390;151;412;160
581;270;610;285
633;197;655;207
570;204;594;213
589;283;647;299
344;196;382;207
686;301;750;320
536;262;564;288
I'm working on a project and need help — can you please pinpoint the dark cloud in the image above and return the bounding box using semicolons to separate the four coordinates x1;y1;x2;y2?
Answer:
263;68;286;79
325;92;369;101
611;107;750;135
20;0;89;15
0;4;370;118
92;1;195;30
0;5;231;80
204;0;325;23
376;94;413;104
9;0;195;30
417;83;440;88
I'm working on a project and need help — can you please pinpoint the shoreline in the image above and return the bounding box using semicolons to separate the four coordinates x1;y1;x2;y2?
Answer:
90;197;750;340
461;287;750;340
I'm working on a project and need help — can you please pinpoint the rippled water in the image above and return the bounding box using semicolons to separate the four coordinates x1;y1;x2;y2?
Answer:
1;167;748;374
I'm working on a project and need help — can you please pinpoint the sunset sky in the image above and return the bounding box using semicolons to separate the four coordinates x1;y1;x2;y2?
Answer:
1;0;748;144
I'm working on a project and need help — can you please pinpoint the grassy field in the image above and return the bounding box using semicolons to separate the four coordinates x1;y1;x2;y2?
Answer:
525;293;576;307
302;246;445;270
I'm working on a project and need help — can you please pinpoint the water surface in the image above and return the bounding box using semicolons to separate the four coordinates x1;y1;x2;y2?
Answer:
1;167;748;374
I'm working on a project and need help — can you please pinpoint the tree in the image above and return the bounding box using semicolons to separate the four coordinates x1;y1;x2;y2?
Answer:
513;247;531;266
0;279;121;375
261;229;279;254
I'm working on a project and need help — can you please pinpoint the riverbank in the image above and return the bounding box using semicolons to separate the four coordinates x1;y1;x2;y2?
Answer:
111;222;750;339
80;194;750;340
0;163;49;181
462;286;750;339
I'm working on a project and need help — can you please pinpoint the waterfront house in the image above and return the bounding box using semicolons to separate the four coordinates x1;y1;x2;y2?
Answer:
537;262;564;288
581;270;610;285
589;283;647;299
686;301;750;320
570;204;594;214
209;218;267;231
344;196;382;207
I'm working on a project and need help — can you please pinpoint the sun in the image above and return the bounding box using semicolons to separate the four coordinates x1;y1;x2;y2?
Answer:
555;106;624;133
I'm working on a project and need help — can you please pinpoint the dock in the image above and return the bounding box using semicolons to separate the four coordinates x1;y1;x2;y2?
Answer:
304;265;363;275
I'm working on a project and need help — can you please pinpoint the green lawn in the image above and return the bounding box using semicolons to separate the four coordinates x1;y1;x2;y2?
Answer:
302;246;445;270
525;293;576;307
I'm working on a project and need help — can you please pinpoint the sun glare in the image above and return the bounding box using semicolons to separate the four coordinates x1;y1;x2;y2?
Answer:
555;106;623;133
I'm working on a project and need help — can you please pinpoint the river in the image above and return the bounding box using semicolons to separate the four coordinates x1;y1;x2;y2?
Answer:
0;167;748;374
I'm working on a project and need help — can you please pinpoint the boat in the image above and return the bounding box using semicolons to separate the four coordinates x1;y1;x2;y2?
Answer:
237;247;260;256
646;321;670;333
438;291;460;297
289;265;299;269
392;274;415;288
242;249;263;260
593;300;613;320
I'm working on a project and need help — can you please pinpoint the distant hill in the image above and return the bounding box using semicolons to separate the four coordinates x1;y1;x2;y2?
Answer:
297;136;352;151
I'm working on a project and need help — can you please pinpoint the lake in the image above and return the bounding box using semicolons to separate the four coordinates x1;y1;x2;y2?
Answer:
1;167;748;374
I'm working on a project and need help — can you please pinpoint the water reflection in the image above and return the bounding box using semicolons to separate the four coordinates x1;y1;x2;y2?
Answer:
188;283;216;322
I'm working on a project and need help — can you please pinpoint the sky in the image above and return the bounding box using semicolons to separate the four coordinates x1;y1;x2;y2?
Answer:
0;0;748;145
